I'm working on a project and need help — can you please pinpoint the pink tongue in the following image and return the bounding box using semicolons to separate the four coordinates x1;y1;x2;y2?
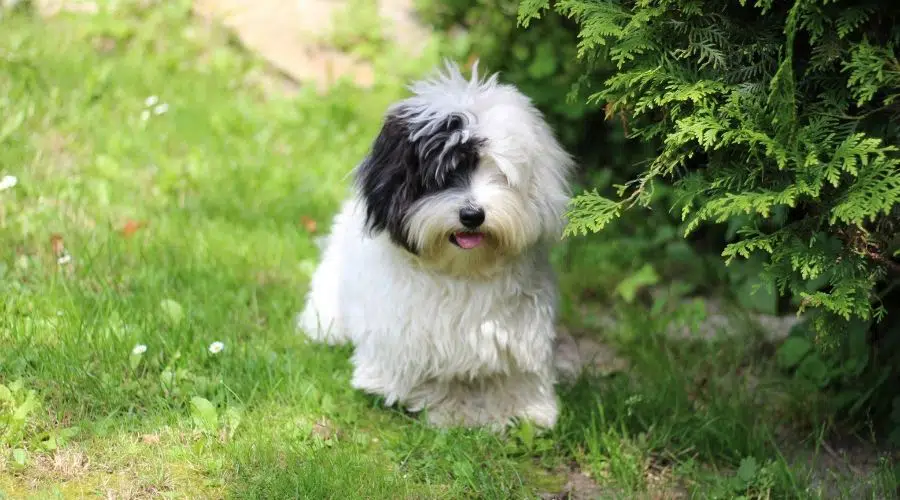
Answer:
454;232;484;249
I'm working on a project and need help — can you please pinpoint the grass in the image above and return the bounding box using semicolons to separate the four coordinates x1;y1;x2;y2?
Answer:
0;2;896;499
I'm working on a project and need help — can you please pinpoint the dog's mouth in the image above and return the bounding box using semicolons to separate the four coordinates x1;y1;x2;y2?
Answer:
450;231;485;250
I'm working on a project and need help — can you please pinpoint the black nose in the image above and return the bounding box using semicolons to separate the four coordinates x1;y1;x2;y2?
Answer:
459;206;485;228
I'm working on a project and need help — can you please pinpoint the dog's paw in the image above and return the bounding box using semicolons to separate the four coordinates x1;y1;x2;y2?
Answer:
423;401;508;431
517;396;559;429
419;378;559;431
296;307;348;345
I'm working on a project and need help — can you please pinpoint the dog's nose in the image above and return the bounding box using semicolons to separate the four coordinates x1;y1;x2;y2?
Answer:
459;206;485;228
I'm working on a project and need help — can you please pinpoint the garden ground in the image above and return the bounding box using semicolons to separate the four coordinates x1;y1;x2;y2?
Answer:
0;2;896;498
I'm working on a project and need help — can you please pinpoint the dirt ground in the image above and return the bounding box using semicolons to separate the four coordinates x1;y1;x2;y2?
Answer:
191;0;430;91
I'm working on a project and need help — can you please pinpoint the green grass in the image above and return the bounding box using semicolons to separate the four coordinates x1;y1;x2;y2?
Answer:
0;3;896;499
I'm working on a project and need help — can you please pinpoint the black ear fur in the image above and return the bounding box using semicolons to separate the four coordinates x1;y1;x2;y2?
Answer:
355;111;420;253
355;106;483;253
414;112;482;191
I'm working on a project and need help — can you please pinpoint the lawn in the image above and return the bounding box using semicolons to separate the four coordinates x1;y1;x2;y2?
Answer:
0;2;896;499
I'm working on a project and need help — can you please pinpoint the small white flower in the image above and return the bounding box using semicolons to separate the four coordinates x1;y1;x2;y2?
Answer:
208;341;225;354
0;175;17;191
132;344;147;355
140;96;169;122
56;311;63;316
57;254;72;265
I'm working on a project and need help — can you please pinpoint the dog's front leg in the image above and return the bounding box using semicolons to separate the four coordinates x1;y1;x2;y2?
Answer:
349;337;432;409
420;371;559;430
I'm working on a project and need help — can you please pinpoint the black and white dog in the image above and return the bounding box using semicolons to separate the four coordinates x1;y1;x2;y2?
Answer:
299;61;574;429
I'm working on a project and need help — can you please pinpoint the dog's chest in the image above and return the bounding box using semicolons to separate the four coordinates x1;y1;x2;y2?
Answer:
397;277;540;376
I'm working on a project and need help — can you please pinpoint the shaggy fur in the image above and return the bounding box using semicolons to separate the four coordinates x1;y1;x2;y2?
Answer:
297;61;574;429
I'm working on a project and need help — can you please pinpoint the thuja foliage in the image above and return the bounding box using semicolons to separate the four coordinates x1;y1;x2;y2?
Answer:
520;0;900;329
520;0;900;426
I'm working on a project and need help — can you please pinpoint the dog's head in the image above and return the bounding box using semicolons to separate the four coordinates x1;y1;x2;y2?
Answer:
355;61;573;275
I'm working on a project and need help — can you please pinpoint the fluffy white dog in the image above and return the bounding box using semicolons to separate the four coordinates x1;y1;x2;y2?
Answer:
298;61;575;429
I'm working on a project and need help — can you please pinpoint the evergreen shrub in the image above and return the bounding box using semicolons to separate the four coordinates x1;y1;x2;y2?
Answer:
519;0;900;432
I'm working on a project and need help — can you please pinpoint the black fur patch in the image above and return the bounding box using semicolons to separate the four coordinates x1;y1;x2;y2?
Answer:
355;106;484;253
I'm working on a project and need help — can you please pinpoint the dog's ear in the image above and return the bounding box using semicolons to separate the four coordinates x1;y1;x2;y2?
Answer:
355;110;422;252
412;112;482;192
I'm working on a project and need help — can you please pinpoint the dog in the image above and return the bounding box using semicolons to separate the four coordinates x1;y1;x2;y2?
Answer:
297;61;575;429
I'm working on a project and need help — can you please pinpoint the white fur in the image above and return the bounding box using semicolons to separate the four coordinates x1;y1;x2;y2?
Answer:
298;62;575;429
